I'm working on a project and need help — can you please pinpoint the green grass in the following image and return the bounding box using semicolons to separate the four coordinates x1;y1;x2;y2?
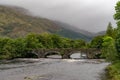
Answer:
106;62;120;80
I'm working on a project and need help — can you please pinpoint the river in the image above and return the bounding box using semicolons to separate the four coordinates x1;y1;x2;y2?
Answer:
0;57;109;80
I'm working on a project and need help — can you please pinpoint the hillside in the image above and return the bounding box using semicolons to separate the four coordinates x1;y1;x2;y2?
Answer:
54;21;95;37
54;21;106;40
53;21;93;41
0;5;96;41
0;5;60;38
95;31;106;36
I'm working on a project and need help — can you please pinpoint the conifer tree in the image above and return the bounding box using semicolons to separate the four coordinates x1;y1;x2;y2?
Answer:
106;22;114;38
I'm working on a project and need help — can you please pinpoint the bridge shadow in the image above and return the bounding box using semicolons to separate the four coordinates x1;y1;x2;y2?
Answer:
24;53;39;58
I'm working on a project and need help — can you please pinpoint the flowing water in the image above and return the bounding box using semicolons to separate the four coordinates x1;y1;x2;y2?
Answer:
0;57;109;80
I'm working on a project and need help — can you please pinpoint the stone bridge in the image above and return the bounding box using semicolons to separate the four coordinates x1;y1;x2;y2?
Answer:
31;48;101;59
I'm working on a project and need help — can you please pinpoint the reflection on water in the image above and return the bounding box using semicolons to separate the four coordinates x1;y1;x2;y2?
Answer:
0;58;109;80
47;55;62;59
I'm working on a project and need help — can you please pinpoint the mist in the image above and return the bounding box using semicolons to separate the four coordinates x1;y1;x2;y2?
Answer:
0;0;118;32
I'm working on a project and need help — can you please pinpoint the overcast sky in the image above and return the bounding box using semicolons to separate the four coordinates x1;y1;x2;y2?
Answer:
0;0;118;32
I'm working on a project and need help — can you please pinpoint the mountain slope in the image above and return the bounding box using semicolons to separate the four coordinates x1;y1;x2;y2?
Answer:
0;5;95;41
54;21;96;36
95;31;106;36
54;21;94;41
55;28;92;41
0;5;60;37
54;21;106;40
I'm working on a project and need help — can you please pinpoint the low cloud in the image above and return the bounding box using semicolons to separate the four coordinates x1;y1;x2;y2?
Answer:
0;0;117;32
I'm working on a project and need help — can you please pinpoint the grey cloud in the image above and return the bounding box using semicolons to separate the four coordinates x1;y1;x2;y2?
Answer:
0;0;118;32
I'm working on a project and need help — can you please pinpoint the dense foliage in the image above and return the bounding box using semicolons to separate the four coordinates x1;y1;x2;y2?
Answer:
90;35;104;49
106;62;120;80
0;33;86;59
101;36;117;61
103;1;120;80
90;23;120;80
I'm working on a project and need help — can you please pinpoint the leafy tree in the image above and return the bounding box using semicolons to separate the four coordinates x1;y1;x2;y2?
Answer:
25;33;43;50
36;33;54;48
13;38;26;58
50;34;63;48
0;38;13;59
73;39;86;48
114;1;120;59
61;38;72;48
114;1;120;28
90;35;104;49
37;33;66;48
101;36;117;61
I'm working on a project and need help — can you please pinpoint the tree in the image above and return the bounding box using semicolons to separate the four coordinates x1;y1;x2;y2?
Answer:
25;33;43;50
106;22;114;38
73;39;86;48
114;1;120;59
90;35;104;49
0;38;13;59
13;38;26;58
61;38;72;48
101;36;117;61
50;34;63;48
114;1;120;29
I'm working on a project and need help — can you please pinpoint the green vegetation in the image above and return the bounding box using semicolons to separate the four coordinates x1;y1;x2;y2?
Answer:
88;2;120;79
90;35;104;49
90;25;119;80
0;33;86;59
99;1;120;80
106;62;120;80
101;36;117;61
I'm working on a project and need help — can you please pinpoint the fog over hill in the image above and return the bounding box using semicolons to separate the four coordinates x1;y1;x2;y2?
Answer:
0;5;98;41
0;0;117;32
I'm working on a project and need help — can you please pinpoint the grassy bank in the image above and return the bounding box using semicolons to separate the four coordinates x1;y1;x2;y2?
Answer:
106;62;120;80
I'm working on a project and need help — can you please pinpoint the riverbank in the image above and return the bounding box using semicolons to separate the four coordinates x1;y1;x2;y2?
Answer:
106;62;120;80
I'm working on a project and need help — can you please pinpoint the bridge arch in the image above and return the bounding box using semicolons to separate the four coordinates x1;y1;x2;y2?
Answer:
44;51;62;58
70;52;87;59
66;50;87;59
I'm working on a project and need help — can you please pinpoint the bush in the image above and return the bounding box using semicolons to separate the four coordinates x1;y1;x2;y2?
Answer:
106;62;120;80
